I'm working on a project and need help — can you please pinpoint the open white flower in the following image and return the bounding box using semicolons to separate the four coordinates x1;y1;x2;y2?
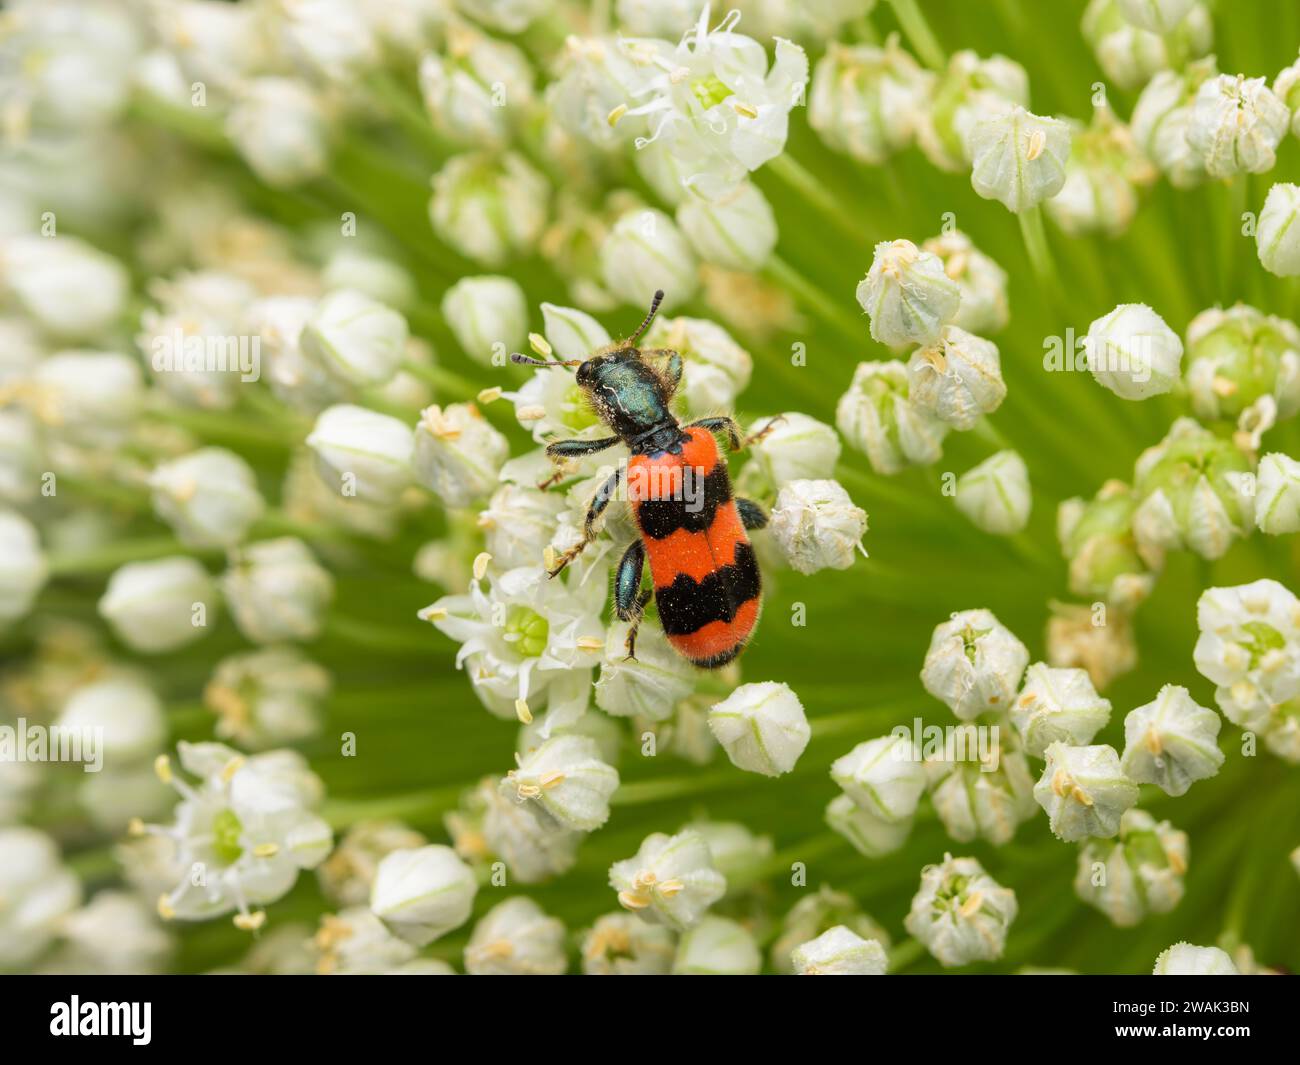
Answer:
921;608;1029;720
1120;684;1223;796
502;735;619;832
769;478;868;574
955;451;1031;536
464;897;567;975
370;844;477;946
857;239;961;348
836;360;948;476
1076;809;1187;927
1012;663;1113;758
609;829;726;930
621;6;809;202
905;854;1017;967
969;106;1072;213
1033;742;1138;841
708;681;811;777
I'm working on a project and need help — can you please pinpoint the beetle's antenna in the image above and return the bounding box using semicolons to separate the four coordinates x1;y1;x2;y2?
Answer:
626;289;665;346
510;353;582;369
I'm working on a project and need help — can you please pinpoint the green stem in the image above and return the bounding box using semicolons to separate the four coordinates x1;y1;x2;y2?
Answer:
765;154;872;246
47;537;213;577
764;254;867;344
886;0;946;70
1017;206;1061;306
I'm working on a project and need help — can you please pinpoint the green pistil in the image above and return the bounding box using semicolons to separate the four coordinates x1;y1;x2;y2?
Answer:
961;627;991;664
1239;621;1285;667
505;606;550;658
691;75;734;110
562;383;600;431
212;808;245;865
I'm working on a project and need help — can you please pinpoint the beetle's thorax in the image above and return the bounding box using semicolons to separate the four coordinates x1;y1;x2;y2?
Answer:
578;347;680;447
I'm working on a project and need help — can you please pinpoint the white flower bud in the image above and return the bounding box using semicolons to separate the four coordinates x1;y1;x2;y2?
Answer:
836;360;948;475
1085;303;1183;399
1033;742;1138;841
1047;600;1139;691
1083;0;1212;91
1184;303;1300;427
206;648;330;750
478;483;565;569
642;315;752;415
276;0;380;82
0;409;41;504
969;106;1072;213
221;538;334;644
769;478;868;574
908;327;1007;430
1076;809;1188;927
688;820;773;889
547;35;667;148
369;845;478;946
921;230;1009;335
300;290;407;389
916;50;1029;172
921;608;1029;720
0;511;47;626
313;908;418;975
1153;942;1239;975
925;726;1038;846
418;26;533;148
319;248;415;310
464;897;567;976
791;925;887;975
672;915;760;975
905;853;1017;967
57;675;165;768
708;681;811;777
600;208;699;311
675;181;776;272
429;152;548;268
955;450;1031;536
149;447;265;549
581;912;676;975
413;403;510;508
502;735;619;832
1116;0;1197;32
29;351;143;447
809;38;933;165
226;77;328;188
306;404;414;506
738;412;842;491
1188;74;1289;180
1012;663;1113;757
441;276;528;367
539;302;611;361
609;829;726;930
1255;452;1300;534
1131;58;1219;188
1120;684;1224;795
857;239;961;348
0;235;128;341
825;793;913;857
771;885;891;974
98;557;215;654
830;734;925;823
0;827;81;968
1257;182;1300;277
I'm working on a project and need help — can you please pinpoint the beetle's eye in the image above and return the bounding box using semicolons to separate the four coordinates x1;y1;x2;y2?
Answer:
575;361;592;384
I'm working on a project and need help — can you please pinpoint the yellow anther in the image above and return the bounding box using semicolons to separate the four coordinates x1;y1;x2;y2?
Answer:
515;698;533;724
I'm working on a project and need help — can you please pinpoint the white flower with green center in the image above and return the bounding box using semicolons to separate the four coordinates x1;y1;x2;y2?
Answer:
98;557;217;654
1085;302;1183;400
0;827;81;969
503;734;619;832
708;680;811;777
423;564;606;724
599;207;699;311
1188;73;1289;180
809;37;933;166
0;510;47;627
204;647;330;750
221;538;334;645
1131;417;1254;561
412;402;510;508
1033;742;1138;841
620;6;809;202
969;105;1072;214
643;314;753;415
1256;182;1300;278
791;925;887;975
144;742;332;929
924;726;1038;846
1130;56;1219;188
830;734;925;823
1152;942;1239;975
921;608;1029;720
857;239;961;348
916;49;1029;172
429;151;548;268
581;912;676;975
149;447;266;549
1012;663;1113;758
225;77;328;189
955;450;1031;536
1075;809;1188;927
671;914;761;974
836;360;948;476
369;844;478;946
609;829;726;930
1256;453;1300;534
676;179;777;272
1193;579;1300;738
418;22;534;148
908;326;1007;430
921;230;1009;335
0;234;128;342
305;403;414;506
769;478;868;574
825;792;913;857
905;853;1017;967
771;885;890;974
1120;684;1224;796
441;276;529;368
1057;480;1158;607
464;897;567;975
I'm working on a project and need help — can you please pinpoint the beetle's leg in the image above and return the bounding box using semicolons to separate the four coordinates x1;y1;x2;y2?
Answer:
736;498;769;531
685;416;742;452
740;414;786;450
613;539;654;658
537;436;620;490
623;588;654;661
547;466;622;578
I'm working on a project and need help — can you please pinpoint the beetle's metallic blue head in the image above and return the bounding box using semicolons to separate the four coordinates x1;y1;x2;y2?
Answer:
576;348;672;438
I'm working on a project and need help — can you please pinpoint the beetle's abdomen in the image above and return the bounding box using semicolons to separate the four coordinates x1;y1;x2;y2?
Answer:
628;428;760;669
